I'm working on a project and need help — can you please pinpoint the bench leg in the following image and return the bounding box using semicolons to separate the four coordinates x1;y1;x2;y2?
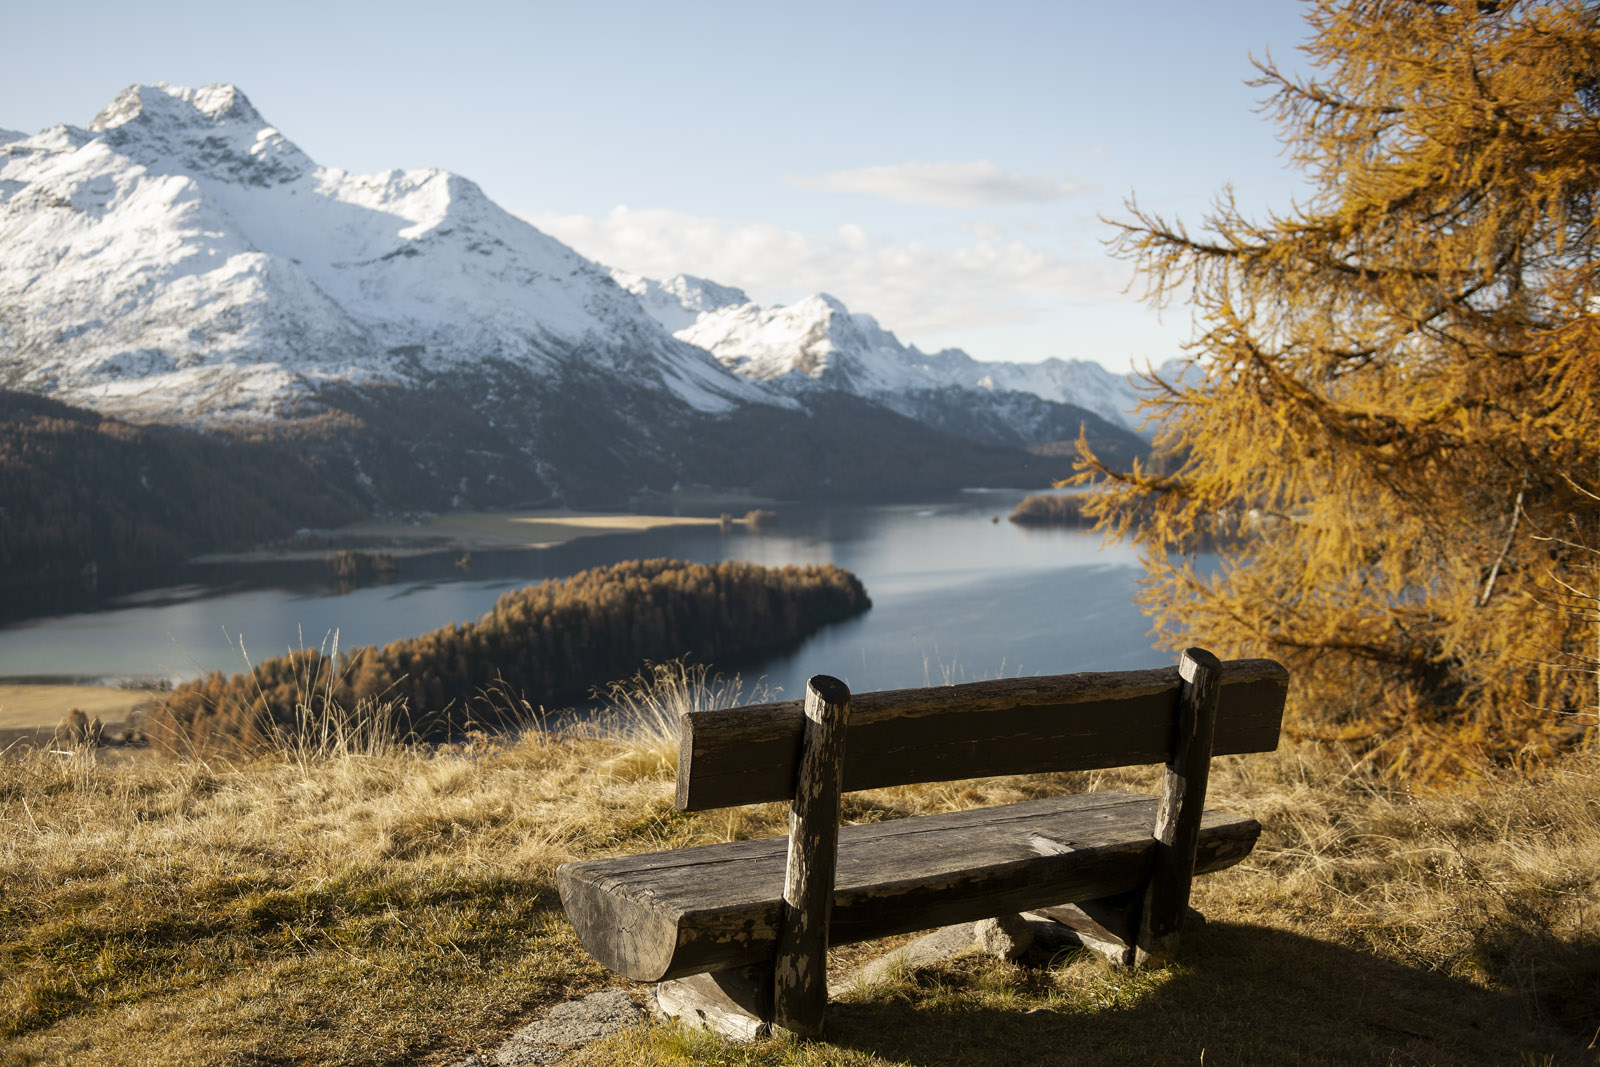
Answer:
1135;647;1222;967
772;675;851;1040
659;676;851;1044
1031;896;1209;968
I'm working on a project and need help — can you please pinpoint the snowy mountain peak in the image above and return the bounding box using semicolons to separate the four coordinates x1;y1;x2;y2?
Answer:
676;289;935;391
0;128;24;147
664;273;749;313
614;270;751;333
86;82;314;186
0;84;781;422
642;279;1152;435
2;125;94;159
90;83;262;131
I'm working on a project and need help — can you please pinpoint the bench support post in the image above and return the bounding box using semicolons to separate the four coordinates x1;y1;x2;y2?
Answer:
1136;646;1222;966
772;674;851;1040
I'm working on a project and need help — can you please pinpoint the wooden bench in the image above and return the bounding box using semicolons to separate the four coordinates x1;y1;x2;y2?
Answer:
558;647;1288;1040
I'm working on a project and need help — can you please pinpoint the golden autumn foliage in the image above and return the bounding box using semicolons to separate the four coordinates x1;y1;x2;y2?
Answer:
150;559;871;752
1080;0;1600;777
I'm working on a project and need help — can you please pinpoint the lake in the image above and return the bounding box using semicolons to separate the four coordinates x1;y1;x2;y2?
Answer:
0;490;1178;704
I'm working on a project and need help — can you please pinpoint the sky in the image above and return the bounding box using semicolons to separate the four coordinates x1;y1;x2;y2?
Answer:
2;1;1319;372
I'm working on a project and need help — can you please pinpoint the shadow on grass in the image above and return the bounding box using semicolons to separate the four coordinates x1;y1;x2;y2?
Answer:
1474;919;1600;1047
825;920;1597;1066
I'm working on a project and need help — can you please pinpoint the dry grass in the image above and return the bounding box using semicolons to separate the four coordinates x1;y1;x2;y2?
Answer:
580;748;1600;1066
0;736;610;1066
0;686;150;731
3;671;1598;1065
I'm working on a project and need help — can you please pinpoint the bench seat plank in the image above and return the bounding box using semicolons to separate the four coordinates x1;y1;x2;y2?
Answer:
676;660;1289;811
557;790;1260;982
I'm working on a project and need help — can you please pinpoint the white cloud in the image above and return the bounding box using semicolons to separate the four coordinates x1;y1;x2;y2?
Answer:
788;160;1084;207
516;205;1130;344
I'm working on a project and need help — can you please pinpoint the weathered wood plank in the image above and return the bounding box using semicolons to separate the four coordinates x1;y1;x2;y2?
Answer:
1137;647;1221;966
556;791;1259;982
554;860;683;984
676;659;1288;811
773;676;850;1040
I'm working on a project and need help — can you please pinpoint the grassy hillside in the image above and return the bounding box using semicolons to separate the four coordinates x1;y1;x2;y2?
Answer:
1;387;1137;592
2;671;1594;1066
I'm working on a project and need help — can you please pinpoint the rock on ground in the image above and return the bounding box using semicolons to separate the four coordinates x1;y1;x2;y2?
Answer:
446;989;645;1066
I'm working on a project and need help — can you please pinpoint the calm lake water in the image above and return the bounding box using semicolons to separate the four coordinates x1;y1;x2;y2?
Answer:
0;490;1178;702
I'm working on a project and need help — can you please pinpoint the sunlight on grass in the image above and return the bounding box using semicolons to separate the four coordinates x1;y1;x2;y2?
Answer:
2;670;1597;1065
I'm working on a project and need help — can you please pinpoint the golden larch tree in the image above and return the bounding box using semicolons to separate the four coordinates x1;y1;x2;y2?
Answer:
1081;0;1600;776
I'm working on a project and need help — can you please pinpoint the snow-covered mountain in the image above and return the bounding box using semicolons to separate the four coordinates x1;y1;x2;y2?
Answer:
618;271;753;335
0;83;768;423
0;84;1147;510
615;272;1155;441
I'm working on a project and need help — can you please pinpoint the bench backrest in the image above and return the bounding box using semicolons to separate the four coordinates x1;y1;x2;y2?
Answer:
676;658;1288;811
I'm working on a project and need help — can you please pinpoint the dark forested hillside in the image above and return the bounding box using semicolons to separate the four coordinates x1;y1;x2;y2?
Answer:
675;392;1093;499
0;392;367;589
1007;493;1092;527
303;378;1114;507
1;371;1149;595
151;558;871;751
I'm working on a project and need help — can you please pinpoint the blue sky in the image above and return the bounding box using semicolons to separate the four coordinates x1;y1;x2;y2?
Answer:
4;1;1316;371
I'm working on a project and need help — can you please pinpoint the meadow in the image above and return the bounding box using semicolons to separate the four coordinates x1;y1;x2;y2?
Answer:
2;664;1595;1066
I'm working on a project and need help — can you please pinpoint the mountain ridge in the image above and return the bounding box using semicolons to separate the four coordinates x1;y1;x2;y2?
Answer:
616;271;1157;445
1;82;1150;527
681;290;931;389
0;81;771;426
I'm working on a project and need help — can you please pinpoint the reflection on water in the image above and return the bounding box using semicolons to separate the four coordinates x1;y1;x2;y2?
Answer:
0;491;1176;698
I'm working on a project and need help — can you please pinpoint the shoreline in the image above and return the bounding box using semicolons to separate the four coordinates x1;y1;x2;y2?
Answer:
192;501;778;566
1;499;787;716
1;501;785;728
